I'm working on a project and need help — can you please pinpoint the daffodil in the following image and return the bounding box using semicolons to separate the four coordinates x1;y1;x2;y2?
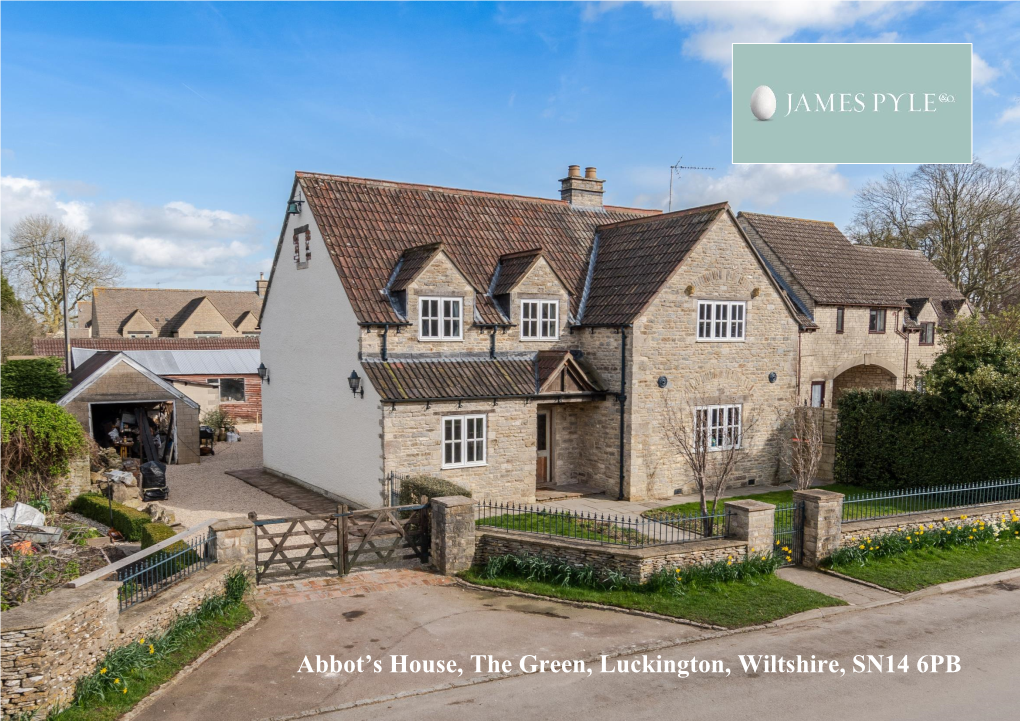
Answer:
114;679;120;685
139;638;145;645
100;668;107;675
149;645;155;654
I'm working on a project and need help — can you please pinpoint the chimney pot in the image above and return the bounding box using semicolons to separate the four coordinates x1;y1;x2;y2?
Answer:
256;273;269;297
560;164;605;209
568;165;581;178
585;166;597;179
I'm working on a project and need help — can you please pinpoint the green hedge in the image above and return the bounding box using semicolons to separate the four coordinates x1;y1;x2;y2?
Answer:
71;493;152;541
0;357;70;402
1;399;87;490
834;389;1020;490
140;522;177;549
398;475;471;505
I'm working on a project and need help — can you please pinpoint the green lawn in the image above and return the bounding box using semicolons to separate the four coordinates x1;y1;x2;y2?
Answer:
644;484;861;519
827;541;1020;593
461;569;844;628
476;512;649;544
53;603;253;721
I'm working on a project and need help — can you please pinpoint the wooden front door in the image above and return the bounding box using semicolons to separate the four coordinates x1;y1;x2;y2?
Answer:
536;411;550;486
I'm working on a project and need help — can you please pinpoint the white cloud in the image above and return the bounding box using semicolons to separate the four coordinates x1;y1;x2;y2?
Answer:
1;176;261;286
998;101;1020;125
642;1;916;80
631;163;851;210
972;52;1001;89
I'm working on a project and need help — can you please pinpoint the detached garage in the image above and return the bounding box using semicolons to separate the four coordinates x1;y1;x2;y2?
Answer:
58;352;201;464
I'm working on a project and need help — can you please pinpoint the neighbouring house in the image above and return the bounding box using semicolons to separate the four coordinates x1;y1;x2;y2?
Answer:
738;213;971;406
33;337;263;423
57;352;201;464
79;276;267;339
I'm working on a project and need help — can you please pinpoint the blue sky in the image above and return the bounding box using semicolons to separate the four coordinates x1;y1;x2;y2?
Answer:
2;1;1018;290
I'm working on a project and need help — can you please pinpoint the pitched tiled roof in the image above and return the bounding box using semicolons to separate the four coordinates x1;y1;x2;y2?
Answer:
491;249;544;297
295;172;659;324
389;243;445;292
738;213;965;309
91;287;264;338
361;353;606;401
579;204;728;326
34;336;260;356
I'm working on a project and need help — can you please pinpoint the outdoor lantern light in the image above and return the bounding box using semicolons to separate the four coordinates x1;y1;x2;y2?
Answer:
287;200;303;214
257;362;270;384
348;370;364;398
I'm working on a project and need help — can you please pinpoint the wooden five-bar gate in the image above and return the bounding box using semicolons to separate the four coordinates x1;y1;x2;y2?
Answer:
248;502;430;585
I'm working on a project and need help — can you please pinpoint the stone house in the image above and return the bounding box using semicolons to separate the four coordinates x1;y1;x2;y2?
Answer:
738;213;970;406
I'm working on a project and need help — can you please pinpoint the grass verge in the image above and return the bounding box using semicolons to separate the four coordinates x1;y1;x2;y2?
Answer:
828;541;1020;593
51;570;253;721
476;512;648;544
643;484;860;519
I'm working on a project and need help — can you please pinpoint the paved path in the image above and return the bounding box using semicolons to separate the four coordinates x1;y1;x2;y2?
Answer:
227;467;340;515
777;566;899;605
313;579;1020;721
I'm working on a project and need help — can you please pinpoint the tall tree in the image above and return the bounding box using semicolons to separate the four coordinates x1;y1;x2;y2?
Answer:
848;159;1020;312
3;214;123;334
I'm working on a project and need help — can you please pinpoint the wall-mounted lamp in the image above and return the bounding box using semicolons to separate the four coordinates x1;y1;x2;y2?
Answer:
257;362;270;384
287;200;304;215
348;370;364;398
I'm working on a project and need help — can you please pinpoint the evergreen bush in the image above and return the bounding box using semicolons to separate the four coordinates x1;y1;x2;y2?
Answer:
0;356;70;402
398;474;471;505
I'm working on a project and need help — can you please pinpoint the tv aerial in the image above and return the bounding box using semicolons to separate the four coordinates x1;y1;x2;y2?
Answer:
669;157;714;212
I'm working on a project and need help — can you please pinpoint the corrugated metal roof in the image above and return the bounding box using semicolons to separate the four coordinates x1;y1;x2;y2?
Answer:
72;348;260;376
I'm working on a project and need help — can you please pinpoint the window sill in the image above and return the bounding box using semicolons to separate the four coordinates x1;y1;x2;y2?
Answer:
868;331;886;334
418;337;464;342
695;338;746;343
520;337;560;342
441;462;487;470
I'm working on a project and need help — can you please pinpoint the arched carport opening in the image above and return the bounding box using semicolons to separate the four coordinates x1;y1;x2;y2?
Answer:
832;364;897;404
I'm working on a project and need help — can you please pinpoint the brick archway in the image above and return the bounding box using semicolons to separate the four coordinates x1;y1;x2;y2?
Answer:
832;364;897;403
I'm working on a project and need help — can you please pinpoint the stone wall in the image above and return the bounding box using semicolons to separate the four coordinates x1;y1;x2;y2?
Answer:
0;523;254;719
474;531;747;583
839;502;1019;547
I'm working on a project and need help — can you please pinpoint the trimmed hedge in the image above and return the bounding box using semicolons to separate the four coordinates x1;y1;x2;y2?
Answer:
71;493;152;541
140;522;177;549
0;357;70;402
835;389;1020;490
1;398;87;481
398;475;471;505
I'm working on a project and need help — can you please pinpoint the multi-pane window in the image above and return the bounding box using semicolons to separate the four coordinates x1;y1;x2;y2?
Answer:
835;307;845;334
869;308;886;333
207;378;246;403
521;300;559;340
919;322;935;345
694;404;742;451
697;301;745;341
419;297;462;340
442;415;486;468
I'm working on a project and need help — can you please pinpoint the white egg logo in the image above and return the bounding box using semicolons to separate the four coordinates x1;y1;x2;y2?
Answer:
750;85;776;121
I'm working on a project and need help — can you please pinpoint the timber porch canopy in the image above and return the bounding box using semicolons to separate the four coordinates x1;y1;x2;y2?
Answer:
361;350;606;404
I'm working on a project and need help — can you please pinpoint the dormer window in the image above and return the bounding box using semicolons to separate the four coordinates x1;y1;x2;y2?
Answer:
521;300;559;340
419;297;462;340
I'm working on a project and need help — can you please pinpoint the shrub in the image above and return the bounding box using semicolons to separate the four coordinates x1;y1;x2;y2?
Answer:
834;389;1020;490
140;522;177;549
1;399;87;502
398;475;471;505
201;408;235;431
71;493;152;541
0;356;70;402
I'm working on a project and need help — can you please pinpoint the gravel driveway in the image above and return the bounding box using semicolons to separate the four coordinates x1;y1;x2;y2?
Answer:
163;432;302;528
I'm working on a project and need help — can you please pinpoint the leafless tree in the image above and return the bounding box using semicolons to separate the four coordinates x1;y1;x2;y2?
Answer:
662;390;758;534
780;406;825;491
3;214;122;334
847;159;1020;313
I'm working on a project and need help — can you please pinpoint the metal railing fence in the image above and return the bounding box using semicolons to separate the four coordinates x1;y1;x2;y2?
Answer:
842;478;1020;523
116;531;212;612
475;500;729;548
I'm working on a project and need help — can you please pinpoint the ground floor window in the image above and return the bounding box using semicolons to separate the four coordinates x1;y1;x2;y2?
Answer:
442;414;486;468
695;404;742;450
208;378;246;402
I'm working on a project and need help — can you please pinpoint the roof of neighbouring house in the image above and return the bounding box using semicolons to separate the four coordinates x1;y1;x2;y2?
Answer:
737;212;966;311
90;286;264;338
290;171;660;325
361;352;605;401
34;336;259;356
71;348;260;376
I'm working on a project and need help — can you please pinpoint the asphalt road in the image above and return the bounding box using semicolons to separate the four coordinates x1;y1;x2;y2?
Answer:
313;580;1020;721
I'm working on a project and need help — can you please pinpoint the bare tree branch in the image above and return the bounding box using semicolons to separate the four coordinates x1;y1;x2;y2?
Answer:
779;406;825;491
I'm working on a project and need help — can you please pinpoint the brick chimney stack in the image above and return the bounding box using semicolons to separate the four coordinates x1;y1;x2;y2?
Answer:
256;272;268;297
560;165;604;208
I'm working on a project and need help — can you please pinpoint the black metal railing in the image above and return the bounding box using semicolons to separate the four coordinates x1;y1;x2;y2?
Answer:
842;478;1020;523
773;501;804;565
475;501;729;548
116;531;212;612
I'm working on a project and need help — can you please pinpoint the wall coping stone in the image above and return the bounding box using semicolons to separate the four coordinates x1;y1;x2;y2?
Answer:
432;495;474;509
794;489;845;502
1;581;120;633
478;530;745;560
725;499;776;512
842;501;1020;535
211;517;255;532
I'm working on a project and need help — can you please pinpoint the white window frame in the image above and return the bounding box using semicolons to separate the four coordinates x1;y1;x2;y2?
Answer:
441;414;486;468
418;297;463;341
696;301;746;342
694;404;742;451
520;300;559;340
